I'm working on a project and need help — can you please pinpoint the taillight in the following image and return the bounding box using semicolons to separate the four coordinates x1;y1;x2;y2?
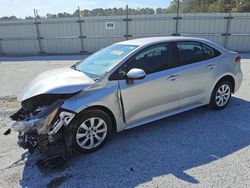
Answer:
235;56;241;63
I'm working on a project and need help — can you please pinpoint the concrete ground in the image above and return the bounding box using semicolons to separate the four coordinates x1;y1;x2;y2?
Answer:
0;54;250;188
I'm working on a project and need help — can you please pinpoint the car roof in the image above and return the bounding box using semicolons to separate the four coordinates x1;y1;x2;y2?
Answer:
117;36;211;46
116;36;227;53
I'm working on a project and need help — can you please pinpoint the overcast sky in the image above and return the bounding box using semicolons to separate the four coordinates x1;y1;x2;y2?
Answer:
0;0;172;18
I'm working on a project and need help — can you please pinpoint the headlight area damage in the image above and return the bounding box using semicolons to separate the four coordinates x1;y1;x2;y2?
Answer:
4;94;76;157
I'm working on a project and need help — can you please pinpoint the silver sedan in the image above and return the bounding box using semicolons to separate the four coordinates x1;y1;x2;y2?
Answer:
8;37;243;155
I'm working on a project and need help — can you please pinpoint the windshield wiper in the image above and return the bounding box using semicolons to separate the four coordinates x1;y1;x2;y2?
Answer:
71;61;81;71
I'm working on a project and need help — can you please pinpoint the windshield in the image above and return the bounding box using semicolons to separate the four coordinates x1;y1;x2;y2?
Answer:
72;44;138;78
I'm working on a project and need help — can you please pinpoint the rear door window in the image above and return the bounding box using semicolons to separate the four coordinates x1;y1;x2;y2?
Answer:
175;41;221;66
176;41;204;65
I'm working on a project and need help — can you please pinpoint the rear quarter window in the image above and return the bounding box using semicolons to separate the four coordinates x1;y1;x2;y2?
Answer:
202;43;221;60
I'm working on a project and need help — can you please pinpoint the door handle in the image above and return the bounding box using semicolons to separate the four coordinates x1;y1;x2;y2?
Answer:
167;74;179;81
207;64;216;69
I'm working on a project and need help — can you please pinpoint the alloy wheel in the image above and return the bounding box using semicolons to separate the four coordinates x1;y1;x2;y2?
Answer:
76;117;107;149
215;84;231;107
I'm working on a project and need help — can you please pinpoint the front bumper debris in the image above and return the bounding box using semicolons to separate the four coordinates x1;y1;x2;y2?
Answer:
4;100;75;156
10;100;64;134
17;132;38;153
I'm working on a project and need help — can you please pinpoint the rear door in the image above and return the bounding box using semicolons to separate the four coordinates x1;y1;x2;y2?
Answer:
174;41;220;108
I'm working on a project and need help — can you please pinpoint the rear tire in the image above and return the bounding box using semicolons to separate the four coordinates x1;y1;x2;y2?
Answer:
210;80;232;110
69;109;112;154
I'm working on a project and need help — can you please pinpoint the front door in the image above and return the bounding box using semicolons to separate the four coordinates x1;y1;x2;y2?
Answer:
117;43;181;125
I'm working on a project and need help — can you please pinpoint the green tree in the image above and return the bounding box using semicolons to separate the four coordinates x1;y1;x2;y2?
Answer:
46;13;57;18
25;16;34;20
166;0;178;13
0;16;18;20
57;12;71;18
166;0;250;13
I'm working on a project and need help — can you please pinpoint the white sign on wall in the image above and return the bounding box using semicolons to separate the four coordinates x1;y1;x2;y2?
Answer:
105;22;115;29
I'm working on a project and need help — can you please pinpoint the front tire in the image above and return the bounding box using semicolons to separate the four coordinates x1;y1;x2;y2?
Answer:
210;80;232;110
69;109;112;154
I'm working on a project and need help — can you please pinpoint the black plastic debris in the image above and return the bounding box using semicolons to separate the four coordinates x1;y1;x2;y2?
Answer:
3;128;11;135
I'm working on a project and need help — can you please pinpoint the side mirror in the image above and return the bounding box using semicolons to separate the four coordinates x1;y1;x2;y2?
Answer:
126;68;146;80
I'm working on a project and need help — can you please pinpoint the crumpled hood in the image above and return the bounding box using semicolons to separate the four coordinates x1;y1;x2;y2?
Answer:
19;67;94;101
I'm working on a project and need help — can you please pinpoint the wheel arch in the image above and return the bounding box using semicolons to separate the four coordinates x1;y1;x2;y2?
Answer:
77;105;117;134
215;74;235;93
208;74;235;103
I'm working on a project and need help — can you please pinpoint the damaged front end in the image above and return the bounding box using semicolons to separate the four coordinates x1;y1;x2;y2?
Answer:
3;67;95;165
7;95;75;155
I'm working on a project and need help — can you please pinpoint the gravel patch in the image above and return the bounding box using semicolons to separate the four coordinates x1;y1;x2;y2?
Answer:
0;55;250;188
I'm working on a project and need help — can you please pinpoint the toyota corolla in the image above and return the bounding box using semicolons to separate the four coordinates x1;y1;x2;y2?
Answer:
6;37;243;155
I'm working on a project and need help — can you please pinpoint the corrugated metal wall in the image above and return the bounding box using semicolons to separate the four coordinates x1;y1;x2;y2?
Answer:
129;14;176;38
0;13;250;56
82;16;126;52
39;18;81;54
0;19;39;54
